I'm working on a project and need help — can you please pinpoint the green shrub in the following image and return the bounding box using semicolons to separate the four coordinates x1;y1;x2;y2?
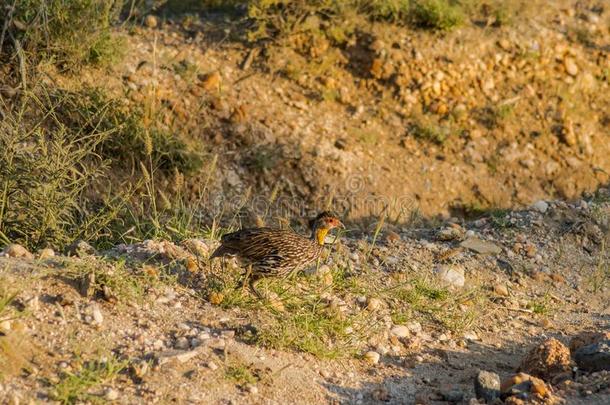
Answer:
0;91;112;249
1;0;125;67
410;0;464;30
51;88;204;174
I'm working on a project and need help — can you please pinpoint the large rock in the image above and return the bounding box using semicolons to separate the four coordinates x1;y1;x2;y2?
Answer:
573;340;610;372
518;338;571;380
474;370;501;402
569;331;610;353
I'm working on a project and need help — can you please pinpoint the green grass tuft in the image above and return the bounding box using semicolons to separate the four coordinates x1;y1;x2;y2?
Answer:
51;356;127;404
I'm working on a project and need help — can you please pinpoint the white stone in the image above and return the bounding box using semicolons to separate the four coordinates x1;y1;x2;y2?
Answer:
434;265;465;288
364;351;380;365
532;200;549;213
390;325;410;338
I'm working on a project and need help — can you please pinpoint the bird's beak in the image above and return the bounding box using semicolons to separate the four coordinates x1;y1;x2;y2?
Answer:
337;221;345;229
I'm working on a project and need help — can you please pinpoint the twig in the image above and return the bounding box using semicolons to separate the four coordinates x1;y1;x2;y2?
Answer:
500;306;533;314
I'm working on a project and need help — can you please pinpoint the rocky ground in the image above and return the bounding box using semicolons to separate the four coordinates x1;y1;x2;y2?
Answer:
34;0;610;219
1;191;608;404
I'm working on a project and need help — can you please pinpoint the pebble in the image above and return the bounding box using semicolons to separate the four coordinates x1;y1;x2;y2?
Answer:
437;227;463;241
390;325;410;338
144;15;158;28
175;337;190;350
2;244;33;259
463;331;479;341
367;297;382;311
434;265;465;289
364;351;381;365
207;361;219;371
532;200;549;213
460;237;501;255
245;384;258;394
91;305;103;325
474;370;501;402
564;57;578;76
493;283;509;296
156;348;201;365
37;248;55;260
105;388;119;401
0;320;11;332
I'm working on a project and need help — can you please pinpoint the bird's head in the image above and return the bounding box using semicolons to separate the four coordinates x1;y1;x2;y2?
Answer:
309;211;344;245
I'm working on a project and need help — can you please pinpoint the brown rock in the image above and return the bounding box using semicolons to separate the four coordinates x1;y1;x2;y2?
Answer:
549;274;565;284
519;338;572;380
144;15;158;29
2;244;33;259
370;58;384;79
199;71;222;92
209;292;224;305
569;331;610;353
501;372;549;396
385;231;401;244
564;57;578;76
561;119;578;146
230;104;249;124
493;283;509;296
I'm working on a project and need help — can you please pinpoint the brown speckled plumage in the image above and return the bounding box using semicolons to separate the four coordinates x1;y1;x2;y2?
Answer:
210;212;343;296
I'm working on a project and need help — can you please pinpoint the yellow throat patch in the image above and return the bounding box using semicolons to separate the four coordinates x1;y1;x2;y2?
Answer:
316;228;329;245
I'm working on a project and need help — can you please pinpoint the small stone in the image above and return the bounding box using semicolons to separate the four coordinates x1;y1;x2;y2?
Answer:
91;305;103;325
37;248;55;260
573;340;610;372
493;283;509;296
245;384;258;394
3;244;33;259
390;325;410;338
175;337;190;350
474;370;500;402
463;331;479;341
209;292;224;305
66;240;96;257
104;388;119;401
385;231;401;244
200;71;222;92
364;351;381;365
532;200;549;213
460;238;501;255
564;57;578;76
0;320;11;332
366;298;382;311
144;15;158;28
437;227;463;241
406;321;422;334
156;349;201;365
434;265;465;289
207;361;219;371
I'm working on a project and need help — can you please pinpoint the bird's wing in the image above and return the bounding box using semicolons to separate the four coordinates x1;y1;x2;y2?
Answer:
220;229;309;264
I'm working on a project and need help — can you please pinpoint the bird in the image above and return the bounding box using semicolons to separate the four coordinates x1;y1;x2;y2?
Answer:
209;212;344;297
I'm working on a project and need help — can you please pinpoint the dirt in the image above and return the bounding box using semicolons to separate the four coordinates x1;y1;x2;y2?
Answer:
1;195;609;404
38;0;610;221
1;1;610;404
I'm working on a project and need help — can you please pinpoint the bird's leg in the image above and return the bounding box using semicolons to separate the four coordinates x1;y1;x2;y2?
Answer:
239;265;253;294
249;277;263;300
